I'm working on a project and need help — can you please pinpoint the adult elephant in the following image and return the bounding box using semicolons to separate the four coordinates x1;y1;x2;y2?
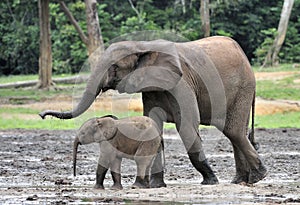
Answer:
40;36;267;187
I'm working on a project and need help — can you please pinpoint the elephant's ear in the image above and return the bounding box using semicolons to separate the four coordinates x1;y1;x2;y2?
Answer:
96;117;117;141
116;40;183;93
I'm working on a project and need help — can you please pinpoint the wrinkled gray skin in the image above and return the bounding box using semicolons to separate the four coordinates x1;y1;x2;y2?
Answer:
40;36;267;187
73;115;163;190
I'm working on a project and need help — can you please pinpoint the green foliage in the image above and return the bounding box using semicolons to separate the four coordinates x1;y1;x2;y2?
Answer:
0;107;142;130
254;28;277;65
255;111;300;128
50;1;88;74
280;22;300;63
1;0;300;76
256;74;300;101
120;12;160;34
253;1;300;65
0;0;39;75
210;0;281;61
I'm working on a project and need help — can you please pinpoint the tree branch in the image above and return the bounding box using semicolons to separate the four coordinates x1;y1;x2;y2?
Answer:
128;0;141;21
59;1;89;46
5;0;17;22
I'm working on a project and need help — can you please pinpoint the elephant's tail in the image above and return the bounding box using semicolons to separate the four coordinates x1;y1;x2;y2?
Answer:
248;91;260;150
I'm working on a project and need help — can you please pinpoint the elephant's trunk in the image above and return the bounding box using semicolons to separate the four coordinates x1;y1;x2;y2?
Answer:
73;137;81;176
39;90;98;119
39;65;108;120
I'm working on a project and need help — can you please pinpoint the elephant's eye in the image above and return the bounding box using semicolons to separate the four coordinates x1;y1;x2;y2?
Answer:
109;64;118;77
112;64;118;70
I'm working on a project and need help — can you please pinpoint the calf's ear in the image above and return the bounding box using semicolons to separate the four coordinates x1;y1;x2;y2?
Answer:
96;117;117;141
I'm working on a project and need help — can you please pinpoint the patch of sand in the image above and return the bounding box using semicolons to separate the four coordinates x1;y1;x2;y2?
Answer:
2;71;300;120
256;98;300;115
2;96;300;121
255;71;300;80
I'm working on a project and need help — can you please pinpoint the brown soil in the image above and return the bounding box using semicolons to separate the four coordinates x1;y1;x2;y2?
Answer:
254;71;300;81
0;128;299;204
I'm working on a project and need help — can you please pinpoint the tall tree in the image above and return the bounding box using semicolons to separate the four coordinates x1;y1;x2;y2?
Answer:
262;0;294;67
59;0;104;70
37;0;53;89
200;0;210;37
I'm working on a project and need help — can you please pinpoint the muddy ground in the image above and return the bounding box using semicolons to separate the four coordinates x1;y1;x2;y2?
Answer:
0;128;299;204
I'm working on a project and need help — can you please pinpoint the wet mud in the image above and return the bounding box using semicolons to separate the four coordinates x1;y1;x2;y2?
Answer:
0;128;299;204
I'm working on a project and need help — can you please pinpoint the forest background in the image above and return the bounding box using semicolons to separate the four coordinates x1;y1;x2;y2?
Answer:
0;0;299;76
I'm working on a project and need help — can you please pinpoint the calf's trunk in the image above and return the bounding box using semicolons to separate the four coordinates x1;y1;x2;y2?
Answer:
73;137;81;176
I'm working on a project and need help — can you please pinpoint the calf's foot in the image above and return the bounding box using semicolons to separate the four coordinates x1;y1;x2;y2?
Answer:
94;184;104;189
132;176;150;189
150;172;167;188
111;183;123;190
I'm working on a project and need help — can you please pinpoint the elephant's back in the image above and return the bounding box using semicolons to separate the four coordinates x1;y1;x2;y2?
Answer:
117;116;161;141
178;36;255;89
176;36;255;126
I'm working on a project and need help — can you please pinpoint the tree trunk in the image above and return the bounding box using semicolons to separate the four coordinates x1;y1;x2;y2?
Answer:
262;0;294;67
60;0;104;71
85;0;104;71
37;0;53;89
200;0;210;37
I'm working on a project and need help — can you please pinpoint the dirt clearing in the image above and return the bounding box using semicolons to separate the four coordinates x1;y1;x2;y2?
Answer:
0;128;299;204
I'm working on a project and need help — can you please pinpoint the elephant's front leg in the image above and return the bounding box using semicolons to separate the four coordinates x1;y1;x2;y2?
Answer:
95;163;108;189
142;98;167;188
110;157;123;190
180;128;219;185
95;151;110;189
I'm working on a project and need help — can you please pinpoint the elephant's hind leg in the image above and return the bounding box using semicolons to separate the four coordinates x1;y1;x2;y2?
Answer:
223;93;267;184
230;145;250;184
227;133;267;184
132;156;153;189
149;153;167;188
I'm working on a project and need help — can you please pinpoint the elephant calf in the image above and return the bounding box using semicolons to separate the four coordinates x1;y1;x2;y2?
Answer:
73;115;163;190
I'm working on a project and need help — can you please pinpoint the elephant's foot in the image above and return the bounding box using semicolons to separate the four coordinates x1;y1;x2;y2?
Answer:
150;172;167;188
111;183;123;190
94;184;105;189
188;154;219;185
201;176;219;185
132;177;150;189
231;174;249;184
248;162;267;184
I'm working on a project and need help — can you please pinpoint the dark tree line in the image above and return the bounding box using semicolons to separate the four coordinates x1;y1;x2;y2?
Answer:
1;0;299;77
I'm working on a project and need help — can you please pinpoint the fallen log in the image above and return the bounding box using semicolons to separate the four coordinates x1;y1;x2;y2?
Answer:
0;75;89;89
